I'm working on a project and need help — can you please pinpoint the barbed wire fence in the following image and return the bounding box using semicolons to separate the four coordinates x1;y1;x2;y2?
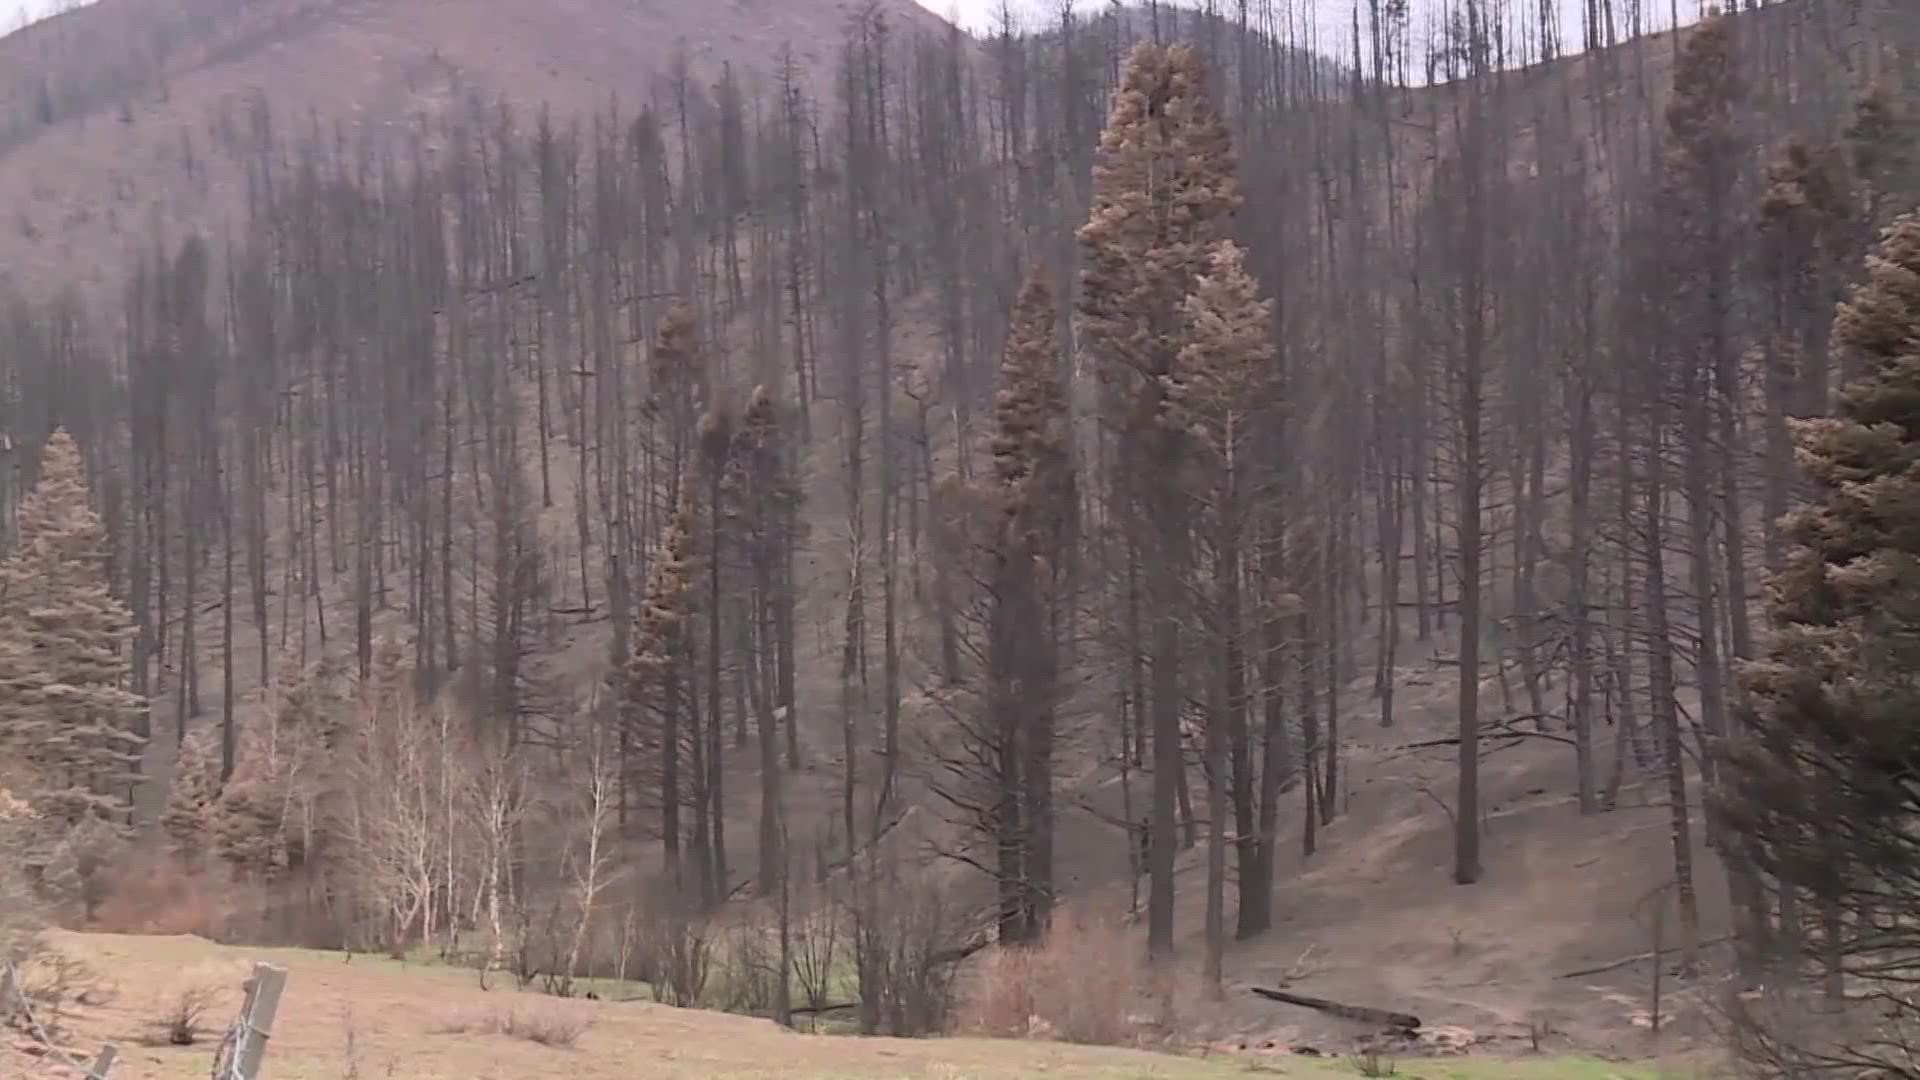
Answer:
208;963;287;1080
0;959;117;1079
2;958;287;1080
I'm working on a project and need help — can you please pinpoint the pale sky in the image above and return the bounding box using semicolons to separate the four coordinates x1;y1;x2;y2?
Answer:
921;0;1677;61
10;0;1683;69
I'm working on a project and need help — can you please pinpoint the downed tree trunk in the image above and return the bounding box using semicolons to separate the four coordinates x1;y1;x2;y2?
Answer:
1247;987;1421;1031
788;1001;858;1017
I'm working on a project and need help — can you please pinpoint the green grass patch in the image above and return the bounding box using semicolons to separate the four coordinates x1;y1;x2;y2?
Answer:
1329;1055;1699;1080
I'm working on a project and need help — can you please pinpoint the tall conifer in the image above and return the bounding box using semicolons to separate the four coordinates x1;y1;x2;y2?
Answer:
1079;41;1241;957
0;430;146;838
1731;215;1920;1073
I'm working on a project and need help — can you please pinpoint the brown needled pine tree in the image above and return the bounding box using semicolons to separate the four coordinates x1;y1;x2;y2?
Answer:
987;267;1075;945
624;507;696;883
1169;238;1273;995
1078;40;1241;959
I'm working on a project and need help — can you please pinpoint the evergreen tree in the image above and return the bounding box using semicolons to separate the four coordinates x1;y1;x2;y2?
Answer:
0;780;41;955
1845;87;1917;237
986;268;1074;944
1170;238;1273;991
1730;214;1920;1075
624;506;696;877
1170;240;1273;448
653;301;707;517
1756;136;1852;540
1078;41;1241;958
1079;44;1242;407
0;430;146;839
210;662;346;876
993;273;1075;524
739;385;799;900
160;726;219;856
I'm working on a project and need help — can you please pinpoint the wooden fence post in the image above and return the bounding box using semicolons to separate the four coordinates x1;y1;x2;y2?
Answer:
0;431;16;557
229;962;288;1080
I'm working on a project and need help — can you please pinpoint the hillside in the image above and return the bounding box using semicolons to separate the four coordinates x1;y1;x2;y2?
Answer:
1154;635;1732;1056
0;0;1916;1074
0;0;950;303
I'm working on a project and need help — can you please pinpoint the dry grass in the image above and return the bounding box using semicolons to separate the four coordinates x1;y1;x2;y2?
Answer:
2;932;1706;1080
23;929;1262;1080
961;910;1158;1046
429;1006;590;1048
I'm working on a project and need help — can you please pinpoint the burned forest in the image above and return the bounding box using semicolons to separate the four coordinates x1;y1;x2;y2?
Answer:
2;0;1920;1073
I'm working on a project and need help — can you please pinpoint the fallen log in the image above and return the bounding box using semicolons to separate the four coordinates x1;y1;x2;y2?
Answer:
1247;987;1421;1031
788;1001;858;1017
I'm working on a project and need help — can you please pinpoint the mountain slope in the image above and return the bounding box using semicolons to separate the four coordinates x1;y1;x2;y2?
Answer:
1;0;1913;1066
0;0;950;302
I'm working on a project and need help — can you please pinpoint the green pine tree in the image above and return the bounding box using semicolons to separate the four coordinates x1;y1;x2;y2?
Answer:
160;727;220;856
1730;213;1920;1074
210;660;347;875
1845;87;1917;232
0;430;146;838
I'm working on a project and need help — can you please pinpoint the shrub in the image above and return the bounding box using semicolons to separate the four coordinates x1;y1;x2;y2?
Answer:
39;816;130;923
646;907;714;1008
1352;1048;1398;1077
152;980;222;1045
432;1007;589;1049
961;909;1148;1046
714;917;778;1016
500;1007;590;1048
789;901;844;1018
92;855;244;938
3;947;101;1039
849;868;962;1037
966;945;1038;1037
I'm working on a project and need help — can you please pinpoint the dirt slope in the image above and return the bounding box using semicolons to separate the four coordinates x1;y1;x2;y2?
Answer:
1164;633;1731;1059
0;0;950;303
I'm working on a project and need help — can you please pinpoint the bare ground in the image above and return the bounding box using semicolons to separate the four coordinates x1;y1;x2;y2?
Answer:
1120;634;1735;1062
